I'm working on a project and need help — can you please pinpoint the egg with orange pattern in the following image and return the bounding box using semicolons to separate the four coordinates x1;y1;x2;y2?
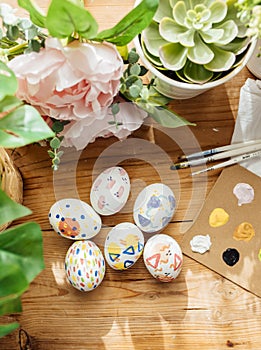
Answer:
48;198;102;240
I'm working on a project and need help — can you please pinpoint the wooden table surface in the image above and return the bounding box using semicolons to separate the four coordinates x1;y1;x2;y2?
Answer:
1;1;261;349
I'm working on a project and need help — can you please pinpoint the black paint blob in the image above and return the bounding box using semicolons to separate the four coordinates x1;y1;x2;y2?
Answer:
222;248;240;266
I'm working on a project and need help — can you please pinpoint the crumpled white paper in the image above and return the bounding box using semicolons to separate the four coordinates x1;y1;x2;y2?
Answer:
231;78;261;177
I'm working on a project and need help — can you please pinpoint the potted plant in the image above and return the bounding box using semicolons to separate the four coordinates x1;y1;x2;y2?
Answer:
134;0;258;99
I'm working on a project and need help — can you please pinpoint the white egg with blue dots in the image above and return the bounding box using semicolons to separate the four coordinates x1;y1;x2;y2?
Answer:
48;198;102;240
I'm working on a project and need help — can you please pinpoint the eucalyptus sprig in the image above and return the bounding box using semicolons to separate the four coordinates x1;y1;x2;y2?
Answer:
0;3;46;60
119;48;195;128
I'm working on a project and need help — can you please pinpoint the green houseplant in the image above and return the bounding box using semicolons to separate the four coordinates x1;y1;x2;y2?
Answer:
134;0;259;99
0;61;54;338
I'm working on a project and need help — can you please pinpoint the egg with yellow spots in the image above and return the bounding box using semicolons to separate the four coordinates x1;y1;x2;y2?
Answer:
65;240;105;292
48;198;102;240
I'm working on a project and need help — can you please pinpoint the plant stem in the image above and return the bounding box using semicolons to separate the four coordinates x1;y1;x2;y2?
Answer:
7;42;28;56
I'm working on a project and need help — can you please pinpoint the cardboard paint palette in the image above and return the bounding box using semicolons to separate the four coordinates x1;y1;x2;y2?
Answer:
181;165;261;297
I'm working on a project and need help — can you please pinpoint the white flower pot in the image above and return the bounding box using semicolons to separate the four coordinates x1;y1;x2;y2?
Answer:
247;39;261;79
134;36;257;99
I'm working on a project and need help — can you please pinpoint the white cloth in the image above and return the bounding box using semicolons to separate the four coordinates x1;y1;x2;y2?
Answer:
231;78;261;177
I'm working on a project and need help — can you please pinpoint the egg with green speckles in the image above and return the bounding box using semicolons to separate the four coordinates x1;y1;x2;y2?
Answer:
48;198;102;240
65;240;105;292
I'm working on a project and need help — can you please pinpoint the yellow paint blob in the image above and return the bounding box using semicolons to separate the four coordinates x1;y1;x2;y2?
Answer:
233;222;255;242
209;208;229;227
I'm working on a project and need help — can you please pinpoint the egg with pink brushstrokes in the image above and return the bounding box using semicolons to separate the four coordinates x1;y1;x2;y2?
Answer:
90;166;130;216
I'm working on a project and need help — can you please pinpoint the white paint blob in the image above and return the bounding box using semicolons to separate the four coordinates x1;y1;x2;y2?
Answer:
190;234;212;254
233;183;254;206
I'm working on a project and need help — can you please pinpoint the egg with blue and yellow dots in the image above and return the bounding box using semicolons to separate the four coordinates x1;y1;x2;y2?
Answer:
133;183;176;233
48;198;102;240
65;240;105;292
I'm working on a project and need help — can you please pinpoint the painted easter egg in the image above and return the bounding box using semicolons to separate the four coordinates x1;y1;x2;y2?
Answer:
143;234;183;282
90;166;130;216
133;183;176;233
104;222;144;270
48;198;102;240
65;240;105;292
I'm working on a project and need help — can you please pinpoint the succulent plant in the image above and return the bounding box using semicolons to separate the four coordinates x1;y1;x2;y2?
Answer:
141;0;251;83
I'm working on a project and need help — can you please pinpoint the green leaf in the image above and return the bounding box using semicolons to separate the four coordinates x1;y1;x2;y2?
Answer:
50;137;61;150
204;45;236;71
0;264;26;315
95;0;159;46
0;323;19;338
0;96;22;113
0;105;55;148
129;85;142;98
137;103;195;128
0;222;45;283
47;150;55;159
159;42;188;70
17;0;46;28
184;60;214;83
128;49;139;64
130;63;141;76
0;62;17;101
143;21;167;57
111;103;120;115
7;25;20;41
146;86;170;106
0;290;22;316
52;121;64;133
46;0;98;39
0;190;31;227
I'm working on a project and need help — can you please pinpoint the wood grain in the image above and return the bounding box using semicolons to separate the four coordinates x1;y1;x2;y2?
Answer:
1;1;261;349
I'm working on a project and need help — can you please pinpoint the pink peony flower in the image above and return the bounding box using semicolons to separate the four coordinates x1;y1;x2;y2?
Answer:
8;38;148;149
8;37;124;121
62;102;147;150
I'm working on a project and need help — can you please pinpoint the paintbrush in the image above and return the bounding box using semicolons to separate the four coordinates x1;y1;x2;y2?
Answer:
191;149;261;176
177;139;261;161
172;142;261;169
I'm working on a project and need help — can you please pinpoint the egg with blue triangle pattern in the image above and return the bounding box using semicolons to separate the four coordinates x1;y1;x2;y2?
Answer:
104;222;144;270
